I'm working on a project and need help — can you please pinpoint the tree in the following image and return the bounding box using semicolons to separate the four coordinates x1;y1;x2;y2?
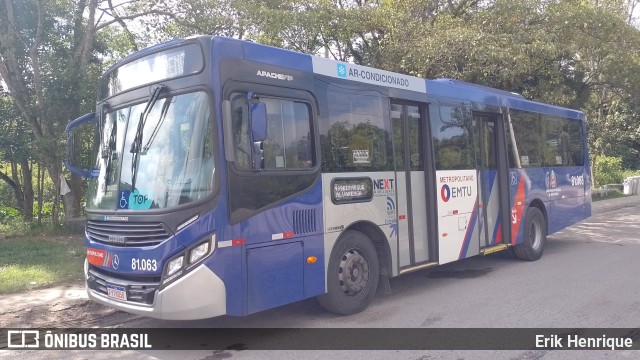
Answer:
0;0;181;224
0;90;34;220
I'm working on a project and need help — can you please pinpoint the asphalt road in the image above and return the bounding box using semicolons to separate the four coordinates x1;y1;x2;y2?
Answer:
2;197;640;359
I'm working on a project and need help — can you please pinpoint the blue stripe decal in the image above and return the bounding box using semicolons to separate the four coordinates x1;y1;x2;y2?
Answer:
459;197;479;259
492;215;502;244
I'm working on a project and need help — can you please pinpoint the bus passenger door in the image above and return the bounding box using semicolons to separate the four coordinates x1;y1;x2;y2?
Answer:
391;101;434;268
475;112;511;249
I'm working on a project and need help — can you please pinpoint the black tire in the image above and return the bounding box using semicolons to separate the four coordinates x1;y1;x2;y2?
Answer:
513;206;546;261
318;230;380;315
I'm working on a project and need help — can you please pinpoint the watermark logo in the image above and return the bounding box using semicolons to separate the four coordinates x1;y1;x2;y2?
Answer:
7;330;40;348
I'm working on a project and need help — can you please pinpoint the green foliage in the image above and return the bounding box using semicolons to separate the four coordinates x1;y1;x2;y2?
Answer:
3;0;640;221
593;156;624;187
0;218;32;237
622;169;640;179
0;206;20;223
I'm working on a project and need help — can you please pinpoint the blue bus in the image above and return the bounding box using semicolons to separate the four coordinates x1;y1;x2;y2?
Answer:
66;36;591;319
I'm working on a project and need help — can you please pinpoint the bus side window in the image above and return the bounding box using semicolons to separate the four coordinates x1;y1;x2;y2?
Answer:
431;102;476;170
261;98;314;170
511;110;543;167
230;93;315;172
231;94;251;170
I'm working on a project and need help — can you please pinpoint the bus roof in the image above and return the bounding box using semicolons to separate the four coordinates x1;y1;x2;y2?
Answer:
426;78;584;120
111;36;583;121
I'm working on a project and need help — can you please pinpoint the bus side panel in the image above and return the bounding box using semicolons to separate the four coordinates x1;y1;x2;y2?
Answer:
247;242;304;314
547;166;589;234
512;168;547;245
224;178;325;315
508;169;527;245
514;166;588;246
436;169;480;264
321;172;398;275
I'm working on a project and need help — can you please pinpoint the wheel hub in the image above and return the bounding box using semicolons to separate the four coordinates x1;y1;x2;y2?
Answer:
338;249;369;296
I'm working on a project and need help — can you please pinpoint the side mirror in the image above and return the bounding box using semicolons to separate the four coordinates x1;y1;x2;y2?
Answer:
250;102;267;142
65;112;98;178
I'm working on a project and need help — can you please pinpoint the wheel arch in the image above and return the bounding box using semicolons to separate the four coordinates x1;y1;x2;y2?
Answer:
528;198;548;232
344;220;393;279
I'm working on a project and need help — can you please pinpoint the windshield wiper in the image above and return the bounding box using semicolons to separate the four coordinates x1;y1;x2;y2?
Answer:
142;95;173;154
130;85;164;191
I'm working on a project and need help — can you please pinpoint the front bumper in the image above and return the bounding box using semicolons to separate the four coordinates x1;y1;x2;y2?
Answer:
85;259;227;320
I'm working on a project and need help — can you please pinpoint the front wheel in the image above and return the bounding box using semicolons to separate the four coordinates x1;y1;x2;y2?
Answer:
318;230;379;315
513;206;546;261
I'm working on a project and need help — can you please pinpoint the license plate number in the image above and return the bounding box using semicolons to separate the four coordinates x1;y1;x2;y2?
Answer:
106;284;127;301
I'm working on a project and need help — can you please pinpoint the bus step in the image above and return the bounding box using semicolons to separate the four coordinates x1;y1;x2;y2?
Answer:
482;244;509;255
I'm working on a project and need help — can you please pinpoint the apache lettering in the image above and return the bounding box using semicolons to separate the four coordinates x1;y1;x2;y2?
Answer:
256;70;293;81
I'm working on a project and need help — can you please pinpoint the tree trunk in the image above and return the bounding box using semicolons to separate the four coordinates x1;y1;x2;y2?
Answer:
0;170;24;211
20;158;34;221
37;163;43;226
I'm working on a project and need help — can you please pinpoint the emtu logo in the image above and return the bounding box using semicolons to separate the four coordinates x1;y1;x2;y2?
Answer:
441;184;451;202
337;63;347;78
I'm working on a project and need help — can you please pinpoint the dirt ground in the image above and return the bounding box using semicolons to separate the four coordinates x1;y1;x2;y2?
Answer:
0;234;129;329
0;284;142;328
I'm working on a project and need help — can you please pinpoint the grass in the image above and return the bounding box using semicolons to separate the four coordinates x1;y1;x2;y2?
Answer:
0;237;85;294
591;189;629;202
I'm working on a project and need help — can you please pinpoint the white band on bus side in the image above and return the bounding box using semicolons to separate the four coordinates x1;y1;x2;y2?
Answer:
311;57;427;93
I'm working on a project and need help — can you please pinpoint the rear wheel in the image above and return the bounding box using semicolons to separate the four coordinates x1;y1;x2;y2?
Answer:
318;230;379;315
514;206;546;261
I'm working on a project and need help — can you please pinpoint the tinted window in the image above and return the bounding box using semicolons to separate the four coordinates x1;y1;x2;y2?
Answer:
262;98;313;170
504;116;518;168
510;110;543;167
407;105;423;170
319;86;392;172
228;92;317;223
542;116;564;166
564;119;584;166
232;95;314;171
431;102;476;170
391;104;405;169
510;109;585;168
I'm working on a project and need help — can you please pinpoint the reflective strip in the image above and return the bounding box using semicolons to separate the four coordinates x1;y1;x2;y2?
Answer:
271;232;294;240
218;239;245;248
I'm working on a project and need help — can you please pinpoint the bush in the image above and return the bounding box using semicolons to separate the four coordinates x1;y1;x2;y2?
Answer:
0;206;20;223
622;169;640;179
0;218;32;237
593;156;623;188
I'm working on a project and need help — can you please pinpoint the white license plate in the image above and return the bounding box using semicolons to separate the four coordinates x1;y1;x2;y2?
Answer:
106;284;127;301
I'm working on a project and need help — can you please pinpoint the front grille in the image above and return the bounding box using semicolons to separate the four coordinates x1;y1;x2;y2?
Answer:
86;220;172;247
88;266;160;305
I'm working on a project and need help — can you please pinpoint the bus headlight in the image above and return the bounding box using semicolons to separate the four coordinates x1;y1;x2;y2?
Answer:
167;256;184;276
189;241;210;264
161;233;216;288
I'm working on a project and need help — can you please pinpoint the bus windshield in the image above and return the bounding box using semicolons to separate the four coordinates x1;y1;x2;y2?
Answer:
87;91;215;211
